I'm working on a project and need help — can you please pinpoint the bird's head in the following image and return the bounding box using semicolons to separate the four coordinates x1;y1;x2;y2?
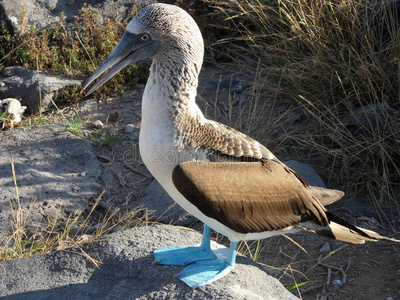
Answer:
82;3;204;96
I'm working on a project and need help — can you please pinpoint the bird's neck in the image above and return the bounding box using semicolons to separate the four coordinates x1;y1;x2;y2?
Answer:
143;59;202;119
140;59;205;167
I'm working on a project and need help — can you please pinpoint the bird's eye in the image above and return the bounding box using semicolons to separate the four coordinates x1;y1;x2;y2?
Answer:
141;34;149;41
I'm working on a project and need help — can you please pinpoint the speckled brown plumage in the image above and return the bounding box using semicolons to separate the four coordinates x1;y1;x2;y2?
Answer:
174;110;273;160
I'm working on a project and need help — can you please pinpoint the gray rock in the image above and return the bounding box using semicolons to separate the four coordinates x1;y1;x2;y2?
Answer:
124;124;135;133
0;225;298;300
200;76;252;94
0;66;81;113
0;0;174;33
319;242;331;253
92;120;104;129
230;81;247;93
284;160;326;187
0;125;100;239
139;179;196;226
339;103;400;138
129;132;139;142
332;279;343;287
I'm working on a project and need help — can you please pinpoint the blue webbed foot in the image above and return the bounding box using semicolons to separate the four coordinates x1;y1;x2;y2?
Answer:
179;259;234;287
154;245;217;265
179;241;239;288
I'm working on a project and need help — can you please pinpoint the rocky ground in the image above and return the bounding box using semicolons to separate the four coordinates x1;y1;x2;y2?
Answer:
0;225;298;300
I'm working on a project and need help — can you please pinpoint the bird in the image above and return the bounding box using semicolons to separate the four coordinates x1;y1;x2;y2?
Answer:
82;3;399;288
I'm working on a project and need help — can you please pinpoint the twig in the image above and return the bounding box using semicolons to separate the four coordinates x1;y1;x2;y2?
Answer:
124;192;135;206
75;31;95;70
300;284;324;294
319;262;348;284
282;234;307;253
326;267;331;285
123;162;151;178
115;171;126;188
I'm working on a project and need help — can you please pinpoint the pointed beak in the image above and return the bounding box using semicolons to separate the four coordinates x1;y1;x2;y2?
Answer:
81;31;160;96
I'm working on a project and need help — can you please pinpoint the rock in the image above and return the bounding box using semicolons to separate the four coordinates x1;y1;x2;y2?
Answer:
124;124;135;133
230;81;247;93
138;179;196;226
92;120;104;129
200;76;252;94
284;160;326;188
339;103;400;138
332;279;343;287
0;0;174;33
0;225;298;300
0;66;81;113
129;132;139;142
80;99;98;110
0;125;100;239
319;242;331;253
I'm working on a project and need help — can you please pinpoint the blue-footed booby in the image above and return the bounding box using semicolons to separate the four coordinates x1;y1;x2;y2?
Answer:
82;3;399;288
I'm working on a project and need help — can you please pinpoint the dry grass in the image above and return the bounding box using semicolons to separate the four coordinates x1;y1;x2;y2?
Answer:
0;4;149;101
205;0;400;215
0;159;151;265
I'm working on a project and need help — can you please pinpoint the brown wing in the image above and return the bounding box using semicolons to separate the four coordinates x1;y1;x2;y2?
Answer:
172;159;329;234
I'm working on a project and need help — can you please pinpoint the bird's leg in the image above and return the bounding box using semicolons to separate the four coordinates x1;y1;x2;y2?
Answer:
178;241;239;288
154;225;216;266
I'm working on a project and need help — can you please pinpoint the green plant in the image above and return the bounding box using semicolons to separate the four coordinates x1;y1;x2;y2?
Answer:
0;110;7;123
63;84;83;103
36;110;55;125
63;110;85;136
89;131;121;148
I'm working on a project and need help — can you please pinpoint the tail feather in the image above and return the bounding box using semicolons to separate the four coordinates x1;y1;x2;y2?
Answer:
325;212;399;244
307;186;344;206
304;212;399;244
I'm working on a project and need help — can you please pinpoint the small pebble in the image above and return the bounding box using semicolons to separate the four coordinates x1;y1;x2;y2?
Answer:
230;81;247;94
92;120;104;129
125;124;135;133
332;279;342;287
108;110;119;122
130;132;139;142
319;242;331;253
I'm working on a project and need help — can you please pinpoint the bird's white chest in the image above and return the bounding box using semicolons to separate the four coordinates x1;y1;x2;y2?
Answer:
138;77;209;177
139;85;177;179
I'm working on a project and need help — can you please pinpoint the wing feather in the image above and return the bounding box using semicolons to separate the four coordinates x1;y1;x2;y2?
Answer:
172;159;329;234
179;119;273;160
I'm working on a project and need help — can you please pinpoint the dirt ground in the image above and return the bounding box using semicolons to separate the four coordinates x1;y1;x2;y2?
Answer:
21;64;400;300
